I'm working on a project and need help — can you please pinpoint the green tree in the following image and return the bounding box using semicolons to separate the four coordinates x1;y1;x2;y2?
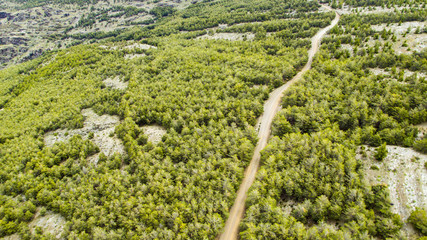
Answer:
375;143;388;161
409;208;427;235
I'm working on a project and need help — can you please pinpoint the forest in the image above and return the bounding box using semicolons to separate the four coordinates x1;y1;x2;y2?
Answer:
0;0;323;238
0;0;426;239
241;4;427;240
68;0;323;42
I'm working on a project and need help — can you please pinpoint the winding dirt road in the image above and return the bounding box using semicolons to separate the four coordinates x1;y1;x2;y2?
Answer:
219;6;340;240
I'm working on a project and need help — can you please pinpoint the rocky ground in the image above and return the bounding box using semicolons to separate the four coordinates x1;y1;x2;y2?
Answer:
1;207;66;240
369;67;426;79
197;32;255;41
336;5;412;15
369;21;427;54
28;210;66;239
337;21;427;56
141;125;167;144
103;76;128;90
44;108;125;165
0;0;201;69
358;145;427;239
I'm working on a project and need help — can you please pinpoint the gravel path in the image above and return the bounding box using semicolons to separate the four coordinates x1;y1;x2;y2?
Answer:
218;5;341;240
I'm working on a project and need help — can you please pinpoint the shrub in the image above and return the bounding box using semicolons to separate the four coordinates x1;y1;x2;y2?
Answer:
375;143;388;161
414;138;427;154
408;208;427;235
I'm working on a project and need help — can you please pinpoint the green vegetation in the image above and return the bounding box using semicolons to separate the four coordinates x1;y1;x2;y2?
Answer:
0;0;321;235
11;0;101;8
69;0;325;42
414;137;427;153
1;0;426;238
75;6;148;30
375;143;388;161
342;0;426;7
409;208;427;235
241;5;426;240
0;195;37;236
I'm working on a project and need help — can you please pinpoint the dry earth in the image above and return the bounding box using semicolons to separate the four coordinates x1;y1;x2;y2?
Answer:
416;122;427;139
0;0;198;69
197;32;255;41
99;42;157;51
103;76;128;90
28;210;66;239
44;108;125;164
358;145;427;239
1;234;20;240
99;42;156;59
141;125;167;144
336;5;411;15
0;206;66;240
368;21;427;54
124;53;146;59
371;21;426;35
369;67;426;79
340;43;354;55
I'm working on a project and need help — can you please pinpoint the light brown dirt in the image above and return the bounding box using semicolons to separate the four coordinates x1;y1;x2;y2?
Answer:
103;76;128;90
124;53;146;59
416;122;427;139
336;5;410;15
197;32;255;41
218;6;340;240
141;125;166;144
365;21;427;54
29;210;66;239
371;21;426;35
44;108;125;164
1;234;20;240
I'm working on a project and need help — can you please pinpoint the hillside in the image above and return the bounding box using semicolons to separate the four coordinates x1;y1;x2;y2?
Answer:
0;0;203;69
0;0;426;239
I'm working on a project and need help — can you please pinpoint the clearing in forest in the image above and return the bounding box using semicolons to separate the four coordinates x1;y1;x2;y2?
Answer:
359;145;427;239
44;108;125;164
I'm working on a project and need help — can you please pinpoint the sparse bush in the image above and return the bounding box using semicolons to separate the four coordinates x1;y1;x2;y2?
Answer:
370;165;380;170
414;138;427;154
40;207;47;216
408;208;427;235
375;143;388;161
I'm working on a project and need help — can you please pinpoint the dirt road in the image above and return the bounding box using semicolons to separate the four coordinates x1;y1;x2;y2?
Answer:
219;6;340;240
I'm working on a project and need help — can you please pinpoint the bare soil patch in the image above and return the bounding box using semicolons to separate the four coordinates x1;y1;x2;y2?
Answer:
124;53;146;60
99;42;157;51
142;125;166;144
340;43;354;55
29;210;66;239
197;32;255;41
1;234;20;240
358;145;427;239
337;5;410;15
365;21;426;54
44;108;125;164
393;33;427;54
103;76;128;90
369;67;426;79
371;21;426;35
123;43;157;50
416;122;427;139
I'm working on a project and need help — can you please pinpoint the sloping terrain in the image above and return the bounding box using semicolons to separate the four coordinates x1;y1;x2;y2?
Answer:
0;0;426;239
0;0;202;69
240;1;426;239
220;6;340;240
359;146;427;239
